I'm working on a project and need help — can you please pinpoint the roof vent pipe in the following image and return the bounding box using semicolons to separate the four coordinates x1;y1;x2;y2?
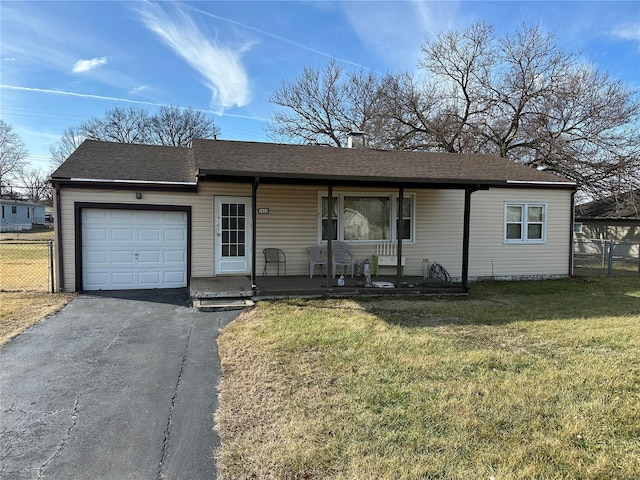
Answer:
347;131;365;149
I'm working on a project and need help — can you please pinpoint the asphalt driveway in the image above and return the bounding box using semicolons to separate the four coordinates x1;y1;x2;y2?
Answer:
0;290;240;480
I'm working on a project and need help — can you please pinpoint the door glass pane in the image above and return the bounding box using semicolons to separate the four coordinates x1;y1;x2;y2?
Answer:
220;202;246;257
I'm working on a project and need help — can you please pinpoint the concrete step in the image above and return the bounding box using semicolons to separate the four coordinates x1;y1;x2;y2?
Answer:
192;298;255;312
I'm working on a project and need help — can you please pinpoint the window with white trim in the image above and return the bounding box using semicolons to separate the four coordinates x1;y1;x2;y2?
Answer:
504;203;546;243
319;193;415;243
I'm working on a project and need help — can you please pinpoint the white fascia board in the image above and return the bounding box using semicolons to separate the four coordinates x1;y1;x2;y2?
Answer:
68;178;197;186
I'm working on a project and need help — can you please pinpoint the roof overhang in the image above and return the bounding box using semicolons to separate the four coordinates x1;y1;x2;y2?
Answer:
51;177;198;192
196;169;577;190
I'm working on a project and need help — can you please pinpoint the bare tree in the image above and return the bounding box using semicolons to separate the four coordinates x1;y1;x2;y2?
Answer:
267;60;384;147
269;23;639;201
150;106;219;147
17;166;52;203
0;120;29;195
49;126;85;167
50;105;220;165
81;106;152;144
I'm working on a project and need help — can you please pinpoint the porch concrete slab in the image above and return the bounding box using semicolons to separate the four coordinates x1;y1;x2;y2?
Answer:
190;276;253;299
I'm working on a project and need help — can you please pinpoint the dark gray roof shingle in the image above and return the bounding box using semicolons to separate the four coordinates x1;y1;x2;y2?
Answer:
193;139;573;186
51;140;195;184
52;138;575;187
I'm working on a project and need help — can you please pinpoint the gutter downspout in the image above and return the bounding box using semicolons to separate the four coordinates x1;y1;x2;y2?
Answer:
461;186;476;292
569;189;576;277
251;177;259;291
54;182;64;292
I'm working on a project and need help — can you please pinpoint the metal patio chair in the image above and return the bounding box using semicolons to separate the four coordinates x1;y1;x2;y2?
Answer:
263;248;286;276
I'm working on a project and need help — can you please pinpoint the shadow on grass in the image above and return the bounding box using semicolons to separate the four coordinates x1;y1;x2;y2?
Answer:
353;275;640;327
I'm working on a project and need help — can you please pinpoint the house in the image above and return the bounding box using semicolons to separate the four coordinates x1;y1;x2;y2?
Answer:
0;199;46;232
574;190;639;257
50;137;577;293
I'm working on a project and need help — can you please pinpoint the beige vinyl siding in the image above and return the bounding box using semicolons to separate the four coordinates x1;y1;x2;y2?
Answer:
468;188;572;278
57;183;259;289
57;183;572;290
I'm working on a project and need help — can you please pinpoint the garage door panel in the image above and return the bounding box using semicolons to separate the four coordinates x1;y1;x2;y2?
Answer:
112;229;135;242
164;271;187;285
111;251;136;264
84;250;109;265
82;208;187;291
138;251;161;263
164;228;186;241
164;250;186;263
139;229;161;242
112;271;136;287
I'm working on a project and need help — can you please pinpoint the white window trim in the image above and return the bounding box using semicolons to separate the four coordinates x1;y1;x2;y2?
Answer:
318;191;416;244
504;202;547;244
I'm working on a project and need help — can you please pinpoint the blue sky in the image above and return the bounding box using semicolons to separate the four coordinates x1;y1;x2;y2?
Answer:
1;1;639;171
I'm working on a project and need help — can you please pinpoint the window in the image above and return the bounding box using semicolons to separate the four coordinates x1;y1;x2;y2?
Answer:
504;203;546;243
11;206;17;214
319;193;415;243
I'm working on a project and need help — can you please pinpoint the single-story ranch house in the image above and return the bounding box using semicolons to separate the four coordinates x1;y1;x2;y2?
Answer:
1;199;46;232
50;137;577;294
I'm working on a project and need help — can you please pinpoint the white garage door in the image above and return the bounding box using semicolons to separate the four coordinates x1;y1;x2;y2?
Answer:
82;208;187;290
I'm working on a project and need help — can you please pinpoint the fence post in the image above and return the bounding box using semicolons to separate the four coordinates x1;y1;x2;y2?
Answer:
48;240;55;293
607;240;614;277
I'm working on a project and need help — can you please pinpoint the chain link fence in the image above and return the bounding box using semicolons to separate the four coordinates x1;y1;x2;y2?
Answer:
574;238;640;277
0;240;55;292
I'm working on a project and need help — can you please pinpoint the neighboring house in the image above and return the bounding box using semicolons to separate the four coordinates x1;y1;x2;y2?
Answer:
50;137;577;292
574;190;640;256
0;199;46;232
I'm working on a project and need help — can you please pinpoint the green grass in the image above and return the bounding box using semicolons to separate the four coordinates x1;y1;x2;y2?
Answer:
216;276;640;479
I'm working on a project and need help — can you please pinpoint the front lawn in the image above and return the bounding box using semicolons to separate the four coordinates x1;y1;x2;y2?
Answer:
216;276;640;479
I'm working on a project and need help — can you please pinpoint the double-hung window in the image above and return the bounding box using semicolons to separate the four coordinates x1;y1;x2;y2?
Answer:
319;193;415;243
504;203;546;243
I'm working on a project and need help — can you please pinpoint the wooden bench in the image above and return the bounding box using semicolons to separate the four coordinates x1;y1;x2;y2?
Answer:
373;242;405;276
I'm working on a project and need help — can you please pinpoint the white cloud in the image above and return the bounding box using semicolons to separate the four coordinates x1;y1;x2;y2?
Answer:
339;0;463;71
129;85;149;96
134;1;252;110
609;22;640;41
72;56;110;73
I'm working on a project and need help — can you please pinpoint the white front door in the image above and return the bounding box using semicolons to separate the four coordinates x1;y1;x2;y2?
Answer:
214;196;252;274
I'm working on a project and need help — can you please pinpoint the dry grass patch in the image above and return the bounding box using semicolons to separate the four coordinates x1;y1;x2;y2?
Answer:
0;292;76;345
216;277;640;479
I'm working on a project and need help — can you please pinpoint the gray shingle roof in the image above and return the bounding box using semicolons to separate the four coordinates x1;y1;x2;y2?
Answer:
51;140;195;184
575;190;640;220
193;139;573;186
52;138;575;188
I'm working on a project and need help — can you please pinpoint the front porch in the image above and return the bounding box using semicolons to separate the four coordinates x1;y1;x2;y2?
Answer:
190;274;466;309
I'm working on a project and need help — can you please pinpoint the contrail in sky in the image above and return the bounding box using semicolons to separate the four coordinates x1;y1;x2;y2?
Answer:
0;84;269;121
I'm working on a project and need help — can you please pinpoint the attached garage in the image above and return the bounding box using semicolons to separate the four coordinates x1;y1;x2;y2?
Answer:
78;206;189;291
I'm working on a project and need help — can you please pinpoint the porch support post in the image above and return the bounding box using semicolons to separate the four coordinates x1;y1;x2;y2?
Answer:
251;176;259;290
327;184;334;288
461;186;474;292
397;186;404;288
